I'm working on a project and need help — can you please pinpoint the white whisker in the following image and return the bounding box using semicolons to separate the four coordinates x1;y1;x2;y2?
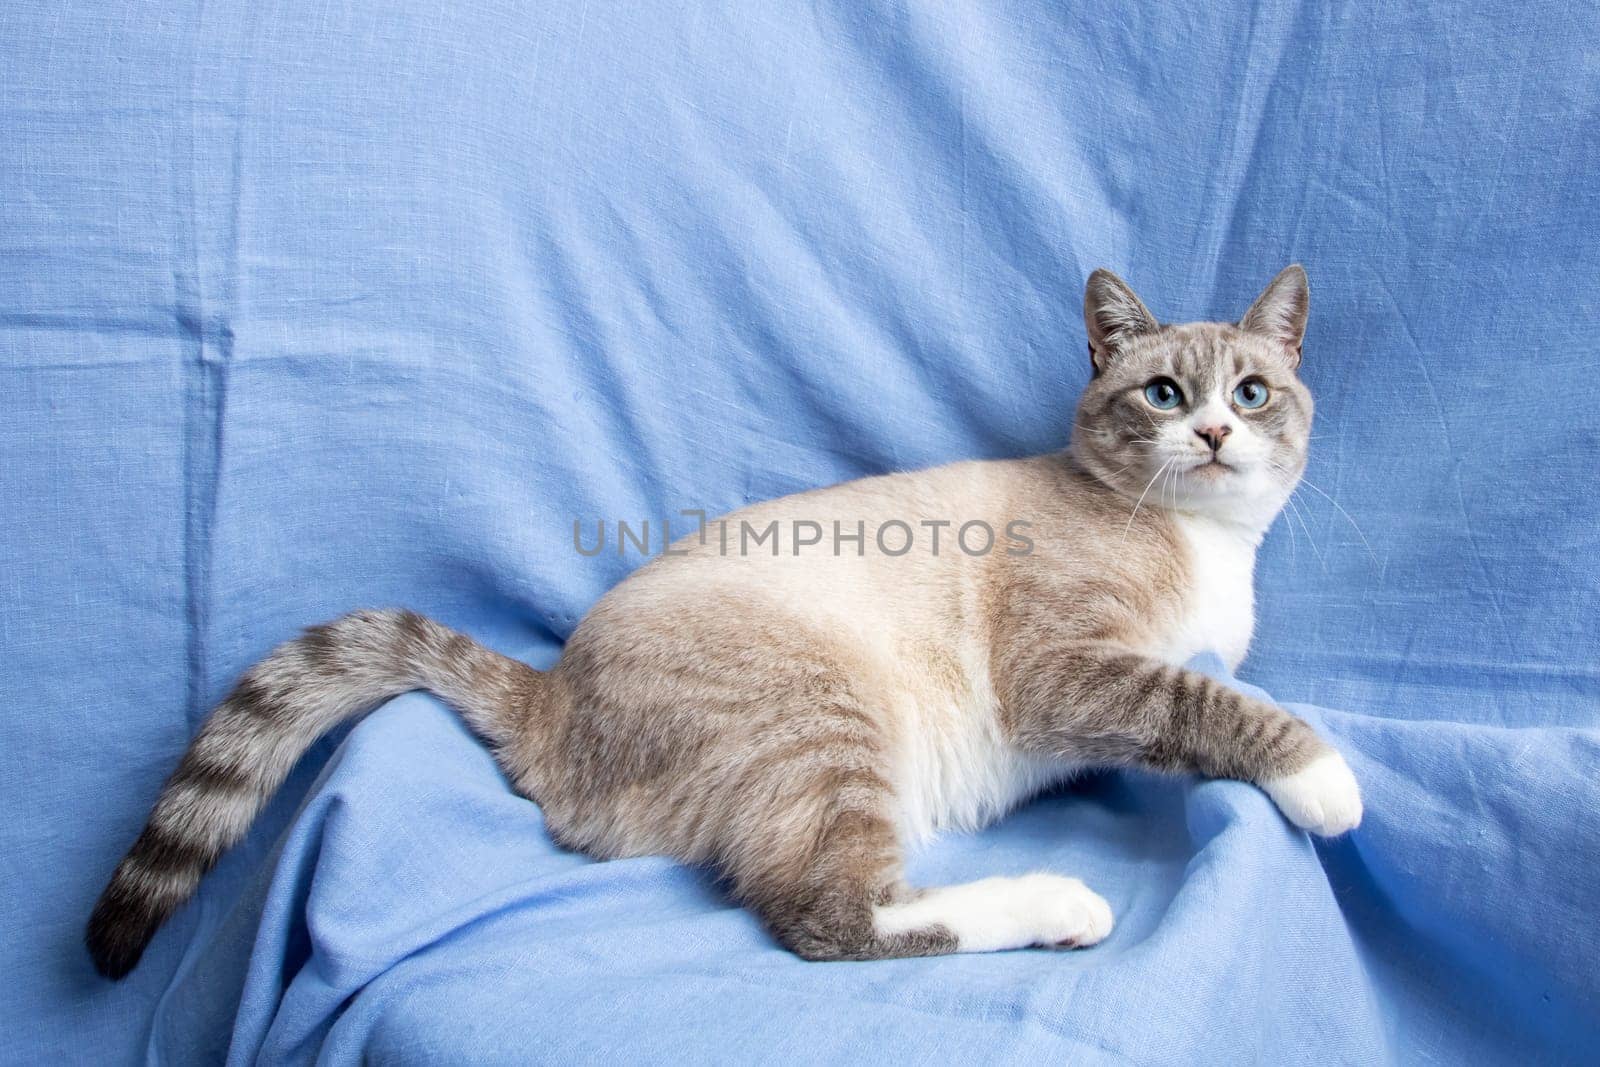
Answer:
1295;476;1377;561
1285;490;1326;572
1121;459;1174;545
1279;494;1299;568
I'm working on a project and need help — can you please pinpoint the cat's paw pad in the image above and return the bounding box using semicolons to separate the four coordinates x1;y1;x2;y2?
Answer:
1261;751;1363;836
1009;874;1114;949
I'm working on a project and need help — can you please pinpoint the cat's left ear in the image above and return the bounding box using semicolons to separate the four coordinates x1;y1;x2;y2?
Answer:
1239;264;1309;364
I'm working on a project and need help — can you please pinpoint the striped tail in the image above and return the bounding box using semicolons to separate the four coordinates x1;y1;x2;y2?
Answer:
86;609;542;979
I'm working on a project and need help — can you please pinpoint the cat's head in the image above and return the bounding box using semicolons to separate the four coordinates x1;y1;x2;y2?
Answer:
1069;265;1313;530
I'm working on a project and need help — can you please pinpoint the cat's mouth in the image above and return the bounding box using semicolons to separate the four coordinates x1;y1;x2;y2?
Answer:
1184;457;1235;477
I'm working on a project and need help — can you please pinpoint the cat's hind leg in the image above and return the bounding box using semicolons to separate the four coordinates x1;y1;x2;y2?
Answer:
726;753;1113;959
727;759;955;961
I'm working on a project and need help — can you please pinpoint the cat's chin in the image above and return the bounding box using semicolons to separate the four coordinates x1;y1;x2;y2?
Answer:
1164;464;1291;529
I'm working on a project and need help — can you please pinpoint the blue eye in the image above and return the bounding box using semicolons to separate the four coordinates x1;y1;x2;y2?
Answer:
1232;379;1269;409
1143;378;1183;410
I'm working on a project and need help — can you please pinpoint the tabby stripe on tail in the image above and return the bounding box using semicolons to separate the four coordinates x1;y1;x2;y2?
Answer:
85;610;542;979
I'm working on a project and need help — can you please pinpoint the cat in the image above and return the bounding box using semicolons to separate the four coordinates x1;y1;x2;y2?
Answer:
87;264;1362;977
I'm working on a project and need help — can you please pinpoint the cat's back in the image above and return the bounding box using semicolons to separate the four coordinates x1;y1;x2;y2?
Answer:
597;458;1017;623
578;452;1180;651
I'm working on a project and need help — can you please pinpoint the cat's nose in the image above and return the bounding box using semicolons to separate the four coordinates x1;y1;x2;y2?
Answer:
1195;424;1232;452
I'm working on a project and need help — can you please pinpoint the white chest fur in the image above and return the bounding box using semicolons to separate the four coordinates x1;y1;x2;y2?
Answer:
892;643;1074;844
1154;514;1260;670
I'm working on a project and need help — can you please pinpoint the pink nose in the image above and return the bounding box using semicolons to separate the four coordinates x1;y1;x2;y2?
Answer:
1195;425;1232;451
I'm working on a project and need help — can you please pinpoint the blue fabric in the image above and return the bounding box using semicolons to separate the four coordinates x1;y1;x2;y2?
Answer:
2;1;1596;1063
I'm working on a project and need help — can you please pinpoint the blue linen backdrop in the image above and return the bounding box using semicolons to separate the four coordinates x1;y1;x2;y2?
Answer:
3;1;1597;1063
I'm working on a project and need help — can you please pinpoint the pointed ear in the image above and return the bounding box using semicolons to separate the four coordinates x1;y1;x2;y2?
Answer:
1084;269;1160;372
1239;264;1309;362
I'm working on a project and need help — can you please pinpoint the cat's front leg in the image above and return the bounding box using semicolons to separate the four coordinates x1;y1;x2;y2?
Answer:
995;640;1362;835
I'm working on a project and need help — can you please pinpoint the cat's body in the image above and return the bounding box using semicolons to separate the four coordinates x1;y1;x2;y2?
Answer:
557;452;1246;859
88;266;1363;977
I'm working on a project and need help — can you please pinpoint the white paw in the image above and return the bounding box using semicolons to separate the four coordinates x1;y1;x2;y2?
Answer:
1019;873;1116;949
1261;751;1363;836
875;873;1114;953
971;873;1114;951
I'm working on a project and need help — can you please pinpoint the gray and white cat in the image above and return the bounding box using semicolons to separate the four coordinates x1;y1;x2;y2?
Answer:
88;265;1361;977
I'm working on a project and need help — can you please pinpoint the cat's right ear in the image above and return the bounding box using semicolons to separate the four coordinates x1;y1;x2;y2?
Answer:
1084;269;1159;374
1238;264;1309;364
